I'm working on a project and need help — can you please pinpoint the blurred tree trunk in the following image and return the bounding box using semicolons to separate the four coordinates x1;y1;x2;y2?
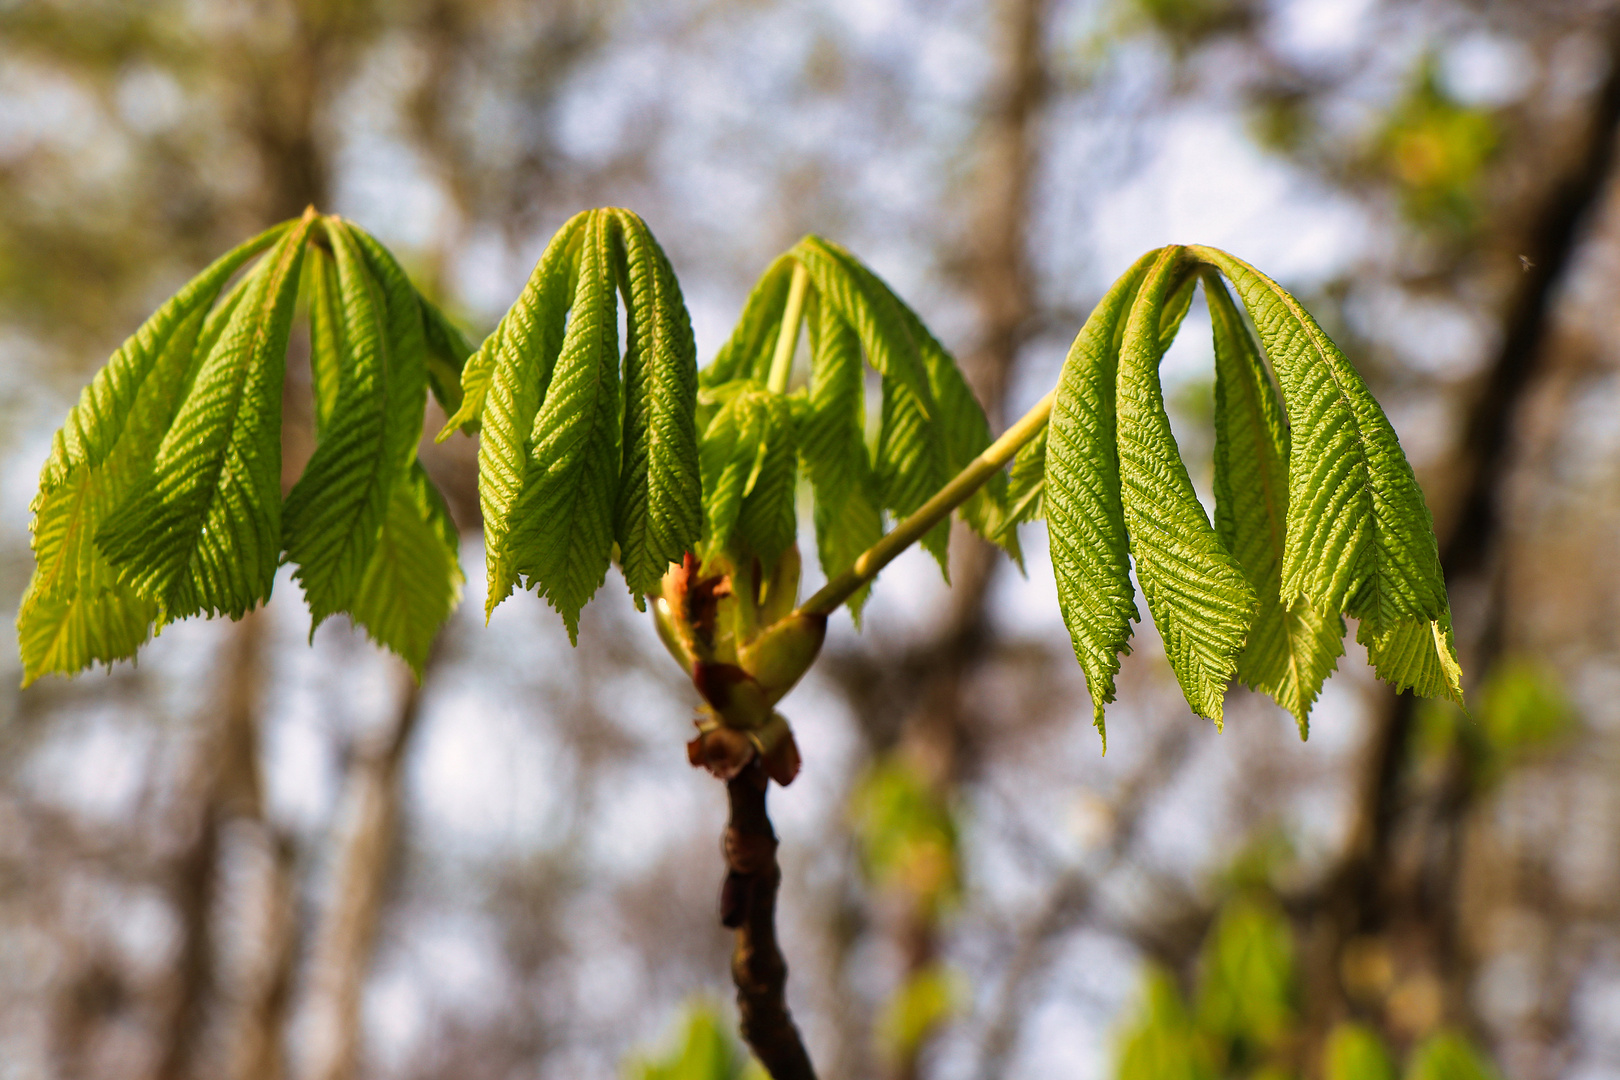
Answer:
1300;11;1620;1056
153;610;269;1080
227;827;301;1080
302;649;440;1080
877;1;1048;1076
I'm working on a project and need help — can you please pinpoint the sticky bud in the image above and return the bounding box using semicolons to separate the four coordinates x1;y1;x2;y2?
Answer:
748;712;802;786
687;717;756;781
737;612;827;704
652;597;694;675
692;662;773;730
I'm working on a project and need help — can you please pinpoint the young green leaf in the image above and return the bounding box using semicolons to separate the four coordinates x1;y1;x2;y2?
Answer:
98;215;315;620
1116;248;1255;724
1207;271;1344;732
505;211;623;641
1000;424;1046;535
17;223;291;683
1356;611;1463;701
703;254;795;388
348;462;464;676
304;244;344;434
612;208;702;602
699;381;797;569
282;218;428;631
420;293;475;418
1159;272;1197;352
455;211;588;611
833;251;1009;556
802;291;882;620
790;237;953;570
1191;246;1460;704
1045;249;1158;739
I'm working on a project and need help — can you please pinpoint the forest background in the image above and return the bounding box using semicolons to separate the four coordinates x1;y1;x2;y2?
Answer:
2;0;1619;1077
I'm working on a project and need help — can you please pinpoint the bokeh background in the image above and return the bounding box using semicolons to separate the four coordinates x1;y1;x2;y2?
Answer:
3;0;1620;1077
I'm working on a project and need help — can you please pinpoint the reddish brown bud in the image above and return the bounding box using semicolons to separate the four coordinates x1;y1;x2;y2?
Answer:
692;661;772;730
687;722;757;780
749;712;802;787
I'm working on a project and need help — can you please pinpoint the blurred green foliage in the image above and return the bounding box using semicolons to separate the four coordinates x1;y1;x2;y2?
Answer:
850;754;966;1064
1114;894;1298;1077
1374;58;1498;236
849;755;961;915
1113;896;1503;1079
1417;656;1574;786
1324;1024;1396;1080
1115;0;1255;54
1404;1032;1504;1080
625;1003;768;1080
876;962;966;1064
1195;899;1297;1058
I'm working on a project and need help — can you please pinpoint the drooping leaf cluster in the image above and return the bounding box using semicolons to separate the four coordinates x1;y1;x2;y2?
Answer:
21;208;1462;755
701;236;1011;620
1017;244;1461;740
441;207;701;641
18;211;469;683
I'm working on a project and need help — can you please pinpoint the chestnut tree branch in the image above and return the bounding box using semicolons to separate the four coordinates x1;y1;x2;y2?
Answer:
721;762;817;1080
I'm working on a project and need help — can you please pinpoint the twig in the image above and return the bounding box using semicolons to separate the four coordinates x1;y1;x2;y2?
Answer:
972;721;1194;1080
305;644;442;1080
796;389;1053;619
722;762;817;1080
155;610;268;1080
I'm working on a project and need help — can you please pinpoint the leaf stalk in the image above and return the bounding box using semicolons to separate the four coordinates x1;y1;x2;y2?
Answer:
796;387;1055;617
766;262;810;394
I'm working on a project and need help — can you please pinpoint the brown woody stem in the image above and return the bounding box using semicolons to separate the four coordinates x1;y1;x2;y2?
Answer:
721;762;817;1080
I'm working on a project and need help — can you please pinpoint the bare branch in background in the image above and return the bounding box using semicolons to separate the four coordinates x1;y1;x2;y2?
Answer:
971;722;1195;1080
302;642;444;1080
1299;8;1620;1052
226;827;300;1080
154;610;268;1080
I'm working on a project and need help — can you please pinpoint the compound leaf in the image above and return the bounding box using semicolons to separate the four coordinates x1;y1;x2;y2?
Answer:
348;462;463;676
420;293;475;419
458;211;587;611
1046;249;1158;739
1116;248;1255;724
699;380;797;569
790;237;953;571
17;223;290;683
506;211;622;641
98;215;314;619
802;291;882;620
1207;270;1344;731
993;421;1046;569
304;244;343;434
704;253;795;388
282;218;427;631
612;209;702;602
845;256;1008;556
1192;246;1458;703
